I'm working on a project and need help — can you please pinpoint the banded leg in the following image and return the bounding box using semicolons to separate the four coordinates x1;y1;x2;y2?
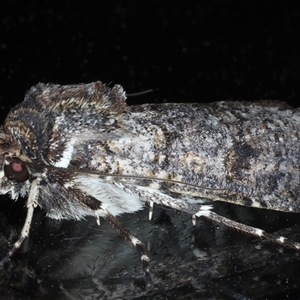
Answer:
148;200;154;221
195;208;300;250
99;210;152;285
0;179;40;267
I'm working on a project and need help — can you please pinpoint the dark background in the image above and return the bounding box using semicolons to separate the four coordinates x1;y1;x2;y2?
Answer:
1;1;299;112
1;1;300;299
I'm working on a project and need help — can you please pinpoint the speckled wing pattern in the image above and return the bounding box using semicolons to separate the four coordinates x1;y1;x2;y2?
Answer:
0;81;300;283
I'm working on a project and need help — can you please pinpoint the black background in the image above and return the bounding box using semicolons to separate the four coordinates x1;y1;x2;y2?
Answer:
1;1;299;112
1;1;300;299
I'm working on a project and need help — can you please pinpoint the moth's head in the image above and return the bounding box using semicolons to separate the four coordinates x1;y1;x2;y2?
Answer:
0;127;31;199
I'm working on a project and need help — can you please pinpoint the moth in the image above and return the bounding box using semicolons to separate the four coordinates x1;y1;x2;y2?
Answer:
0;81;299;285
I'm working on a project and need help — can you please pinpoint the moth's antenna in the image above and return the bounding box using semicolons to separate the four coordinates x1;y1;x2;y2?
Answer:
127;89;153;97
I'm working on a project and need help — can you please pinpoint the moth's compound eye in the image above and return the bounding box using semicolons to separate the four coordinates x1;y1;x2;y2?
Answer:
4;157;29;182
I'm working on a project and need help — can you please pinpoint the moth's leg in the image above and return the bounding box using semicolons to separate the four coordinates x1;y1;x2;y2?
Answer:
195;208;300;250
100;210;152;285
138;190;208;218
192;214;196;226
148;200;154;220
0;178;40;267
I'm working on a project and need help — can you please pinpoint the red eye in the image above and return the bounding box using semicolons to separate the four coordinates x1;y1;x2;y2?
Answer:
4;157;29;182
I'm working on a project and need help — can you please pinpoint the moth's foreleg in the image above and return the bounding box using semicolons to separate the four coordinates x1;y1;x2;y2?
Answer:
100;210;151;285
0;179;40;267
148;200;154;220
196;209;300;251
